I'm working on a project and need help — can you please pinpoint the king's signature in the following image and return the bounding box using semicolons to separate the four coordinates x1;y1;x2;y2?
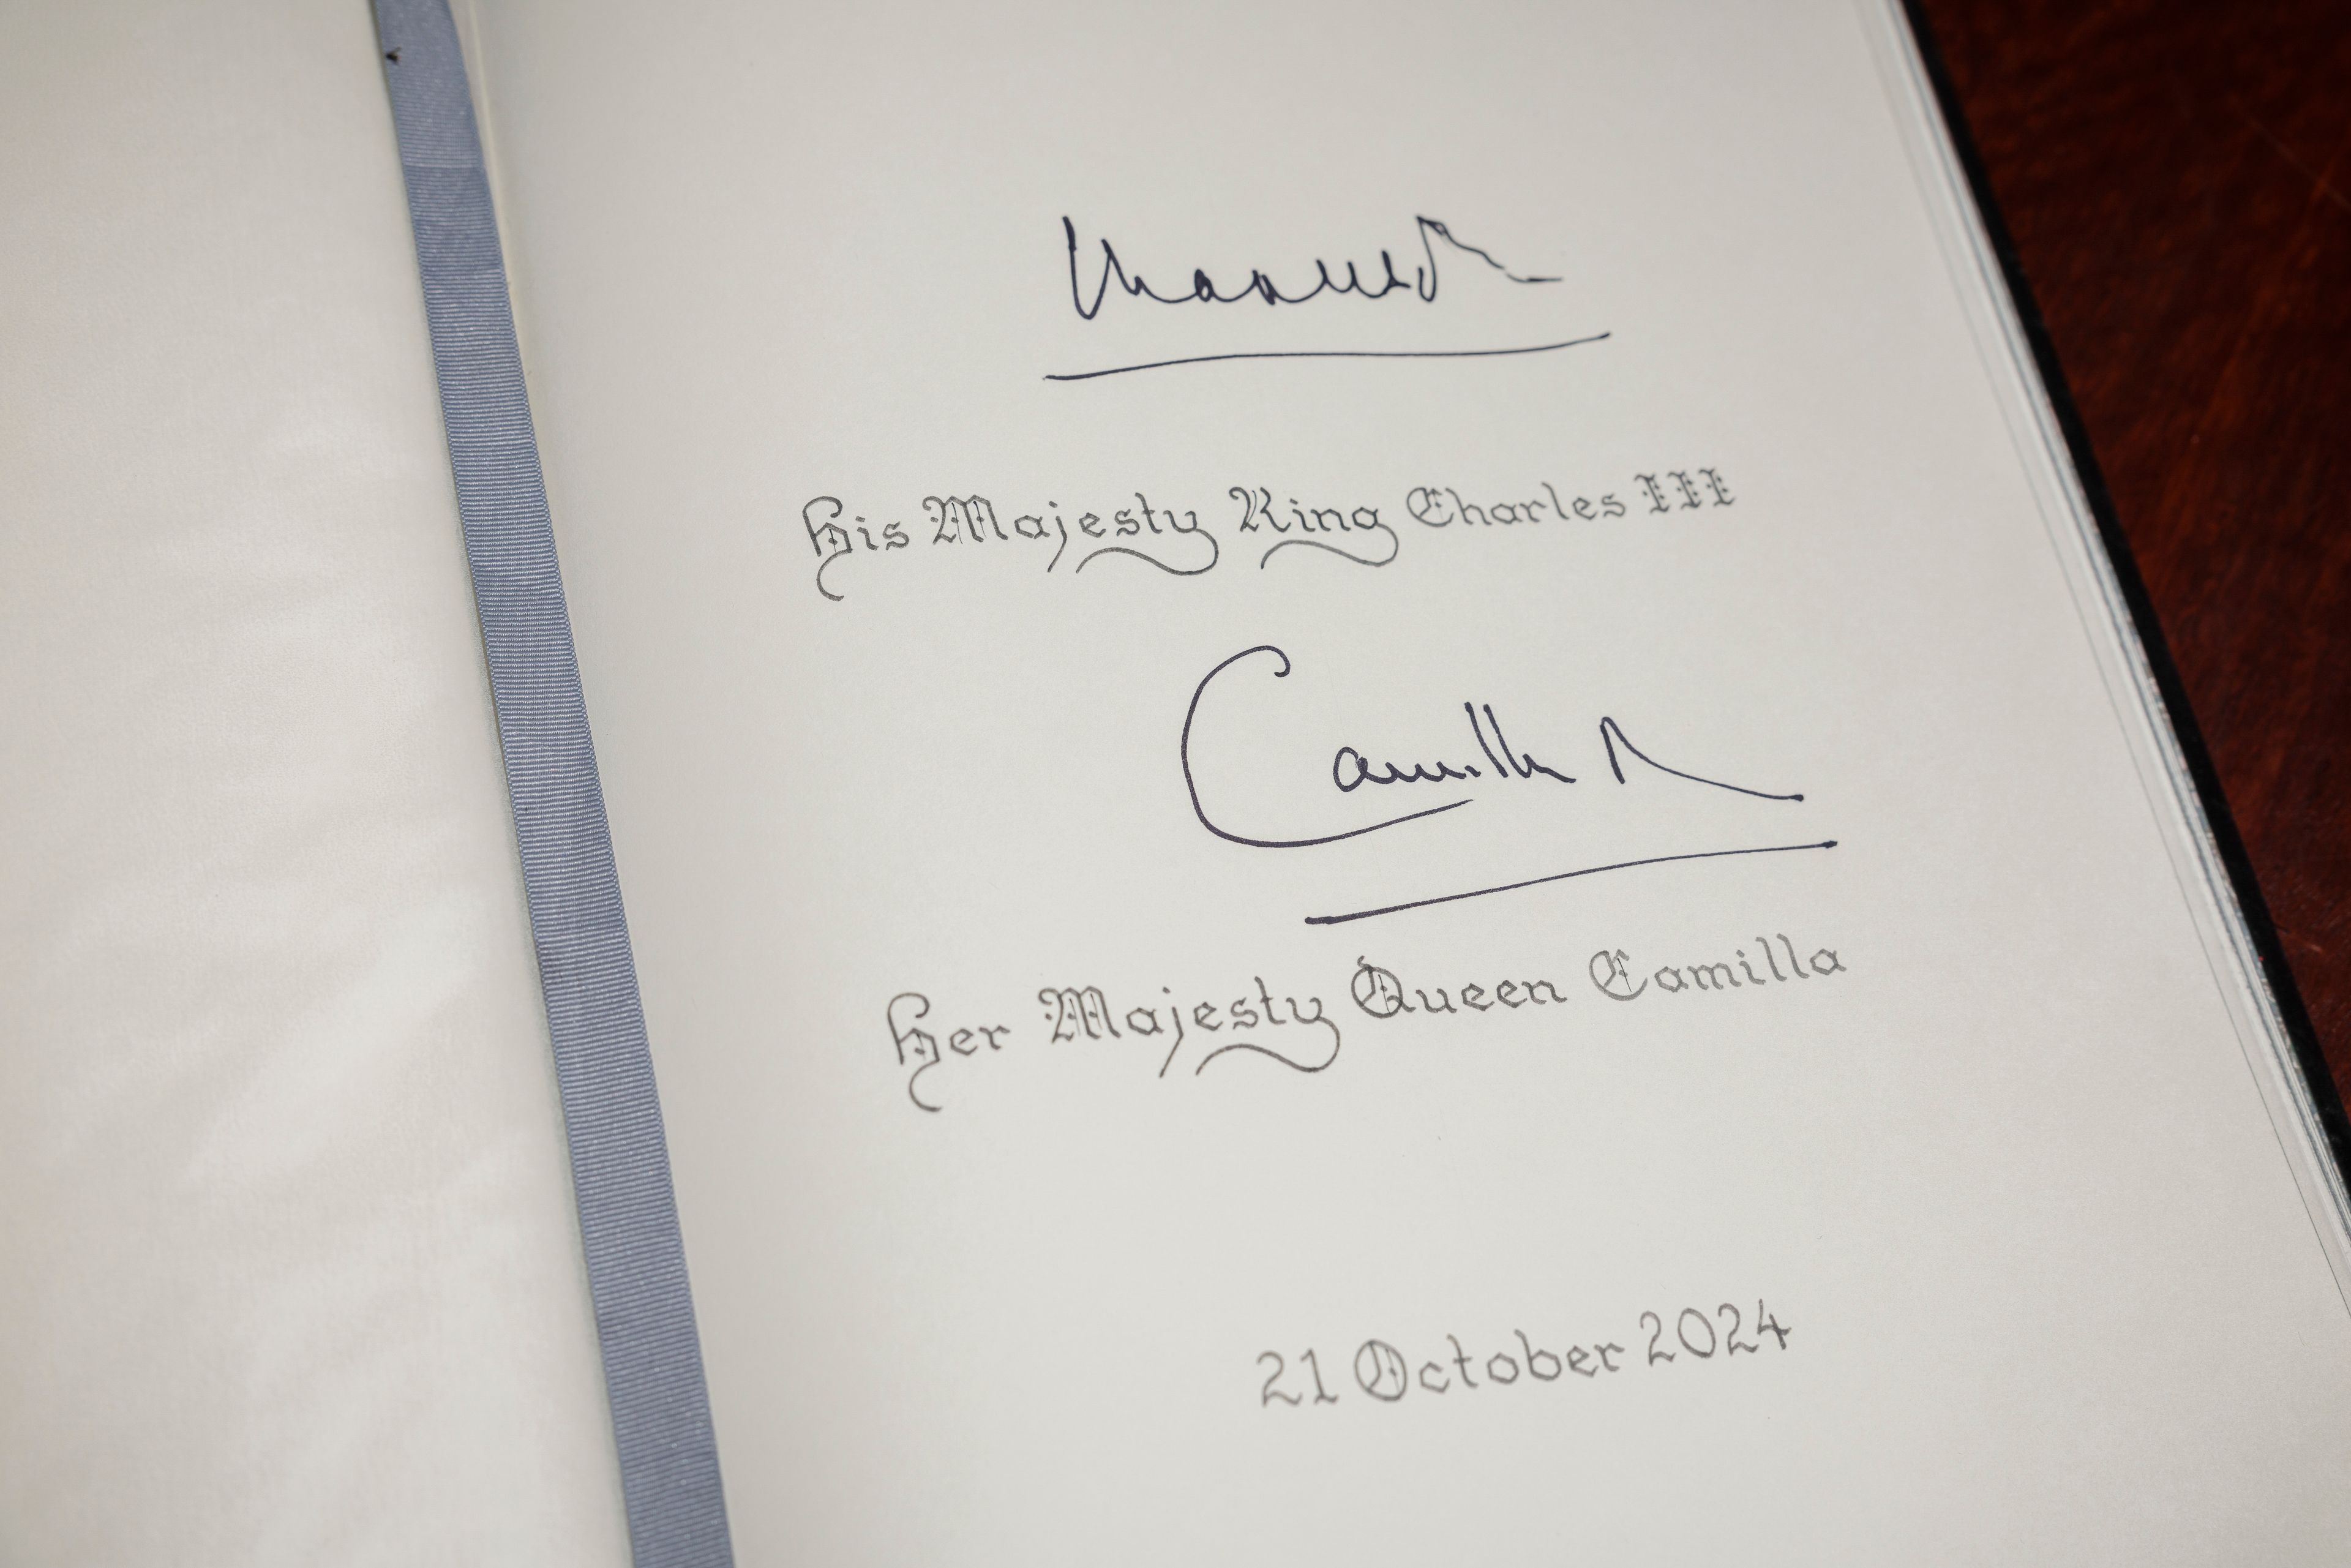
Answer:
1064;215;1559;321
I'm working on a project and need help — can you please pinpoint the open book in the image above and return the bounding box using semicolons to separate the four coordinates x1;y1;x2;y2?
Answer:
7;0;2349;1561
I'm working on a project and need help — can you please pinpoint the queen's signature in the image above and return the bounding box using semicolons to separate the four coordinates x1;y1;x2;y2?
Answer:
1178;645;1836;924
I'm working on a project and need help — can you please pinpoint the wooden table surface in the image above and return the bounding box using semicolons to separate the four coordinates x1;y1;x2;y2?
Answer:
1917;0;2351;1107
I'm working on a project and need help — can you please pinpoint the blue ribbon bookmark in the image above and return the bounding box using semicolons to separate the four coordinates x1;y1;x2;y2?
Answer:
371;4;733;1561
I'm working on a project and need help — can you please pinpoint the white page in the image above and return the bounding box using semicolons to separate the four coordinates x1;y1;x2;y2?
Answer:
0;4;624;1562
461;0;2351;1559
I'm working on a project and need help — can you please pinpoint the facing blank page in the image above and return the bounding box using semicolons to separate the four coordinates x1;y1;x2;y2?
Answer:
0;3;625;1561
459;0;2351;1559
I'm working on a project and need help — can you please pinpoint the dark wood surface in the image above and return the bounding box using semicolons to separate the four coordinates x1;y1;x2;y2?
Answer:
1917;0;2351;1105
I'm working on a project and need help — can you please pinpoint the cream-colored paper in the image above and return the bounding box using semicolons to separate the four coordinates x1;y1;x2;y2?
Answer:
9;0;2347;1561
462;0;2351;1559
0;5;624;1562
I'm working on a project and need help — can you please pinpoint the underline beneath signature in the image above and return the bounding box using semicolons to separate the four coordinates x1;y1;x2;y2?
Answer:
1302;839;1839;926
1045;331;1611;383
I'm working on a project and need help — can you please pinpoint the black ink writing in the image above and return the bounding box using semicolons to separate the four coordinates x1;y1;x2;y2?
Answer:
1063;215;1556;321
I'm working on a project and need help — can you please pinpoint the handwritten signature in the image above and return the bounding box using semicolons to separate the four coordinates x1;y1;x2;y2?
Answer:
1052;217;1603;382
1179;645;1835;923
1064;215;1557;321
